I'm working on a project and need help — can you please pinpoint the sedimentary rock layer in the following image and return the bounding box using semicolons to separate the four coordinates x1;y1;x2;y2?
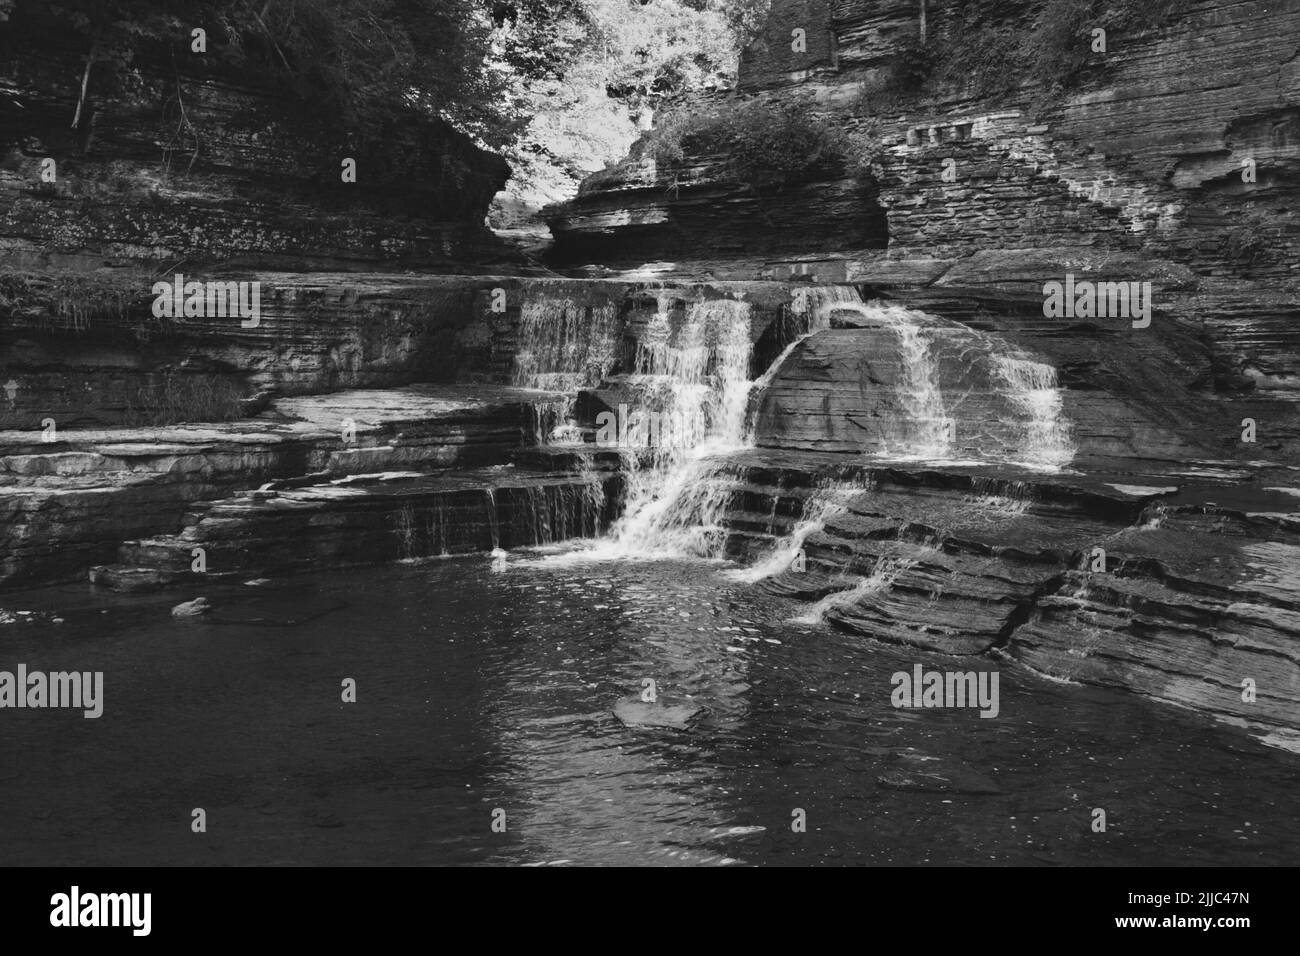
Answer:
0;386;543;589
0;17;510;273
717;452;1300;742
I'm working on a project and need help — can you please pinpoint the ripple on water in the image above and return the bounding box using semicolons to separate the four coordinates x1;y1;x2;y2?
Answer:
0;558;1297;865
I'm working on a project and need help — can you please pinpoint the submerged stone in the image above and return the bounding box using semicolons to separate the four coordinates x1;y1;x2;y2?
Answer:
171;597;211;618
612;695;703;730
877;751;1002;795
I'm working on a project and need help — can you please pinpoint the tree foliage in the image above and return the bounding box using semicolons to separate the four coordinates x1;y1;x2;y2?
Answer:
16;0;525;147
489;0;772;212
647;95;848;190
13;0;777;209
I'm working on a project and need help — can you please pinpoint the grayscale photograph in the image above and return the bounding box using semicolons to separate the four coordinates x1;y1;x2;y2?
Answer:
0;0;1294;908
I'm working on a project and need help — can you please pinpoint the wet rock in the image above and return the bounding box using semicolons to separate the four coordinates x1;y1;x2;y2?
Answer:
878;752;1002;795
2;386;554;590
612;696;703;730
92;468;622;587
171;597;211;618
720;453;1300;740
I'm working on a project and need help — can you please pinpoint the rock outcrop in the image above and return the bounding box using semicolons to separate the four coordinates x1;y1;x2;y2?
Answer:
0;276;807;430
0;385;550;588
1;282;810;589
0;11;510;274
718;452;1300;747
544;0;1300;411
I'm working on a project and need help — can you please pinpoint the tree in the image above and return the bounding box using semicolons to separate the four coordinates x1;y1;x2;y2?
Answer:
14;0;524;148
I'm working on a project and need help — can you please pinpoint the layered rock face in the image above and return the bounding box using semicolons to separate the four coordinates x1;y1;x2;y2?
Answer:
0;281;810;589
544;0;1300;408
719;454;1300;746
0;277;801;430
752;293;1293;466
0;16;510;274
90;468;622;591
734;291;1299;743
0;5;522;440
0;386;545;589
536;0;1300;744
556;0;1299;271
547;149;889;267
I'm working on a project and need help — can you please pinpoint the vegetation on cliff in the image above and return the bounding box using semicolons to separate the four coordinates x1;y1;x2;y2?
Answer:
2;0;772;219
4;0;522;145
489;0;773;220
859;0;1195;111
646;95;851;189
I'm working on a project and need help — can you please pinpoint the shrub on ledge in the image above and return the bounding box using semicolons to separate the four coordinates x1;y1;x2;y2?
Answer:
644;95;849;190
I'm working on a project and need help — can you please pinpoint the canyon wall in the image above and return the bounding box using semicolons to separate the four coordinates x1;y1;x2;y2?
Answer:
0;13;511;274
544;0;1300;427
553;0;1299;274
0;4;523;432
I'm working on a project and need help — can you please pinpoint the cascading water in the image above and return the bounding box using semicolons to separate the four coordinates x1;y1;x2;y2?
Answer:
992;356;1073;470
724;481;857;583
792;285;864;333
876;305;954;460
817;298;955;460
600;298;755;558
791;556;917;625
745;286;888;442
789;292;1074;471
513;297;621;443
512;285;1074;573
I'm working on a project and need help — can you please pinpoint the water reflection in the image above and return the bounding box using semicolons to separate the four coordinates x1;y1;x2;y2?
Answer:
0;555;1296;866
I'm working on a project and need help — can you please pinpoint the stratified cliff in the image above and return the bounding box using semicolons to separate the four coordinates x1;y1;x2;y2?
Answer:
545;0;1300;416
0;3;524;431
0;6;511;274
538;0;1300;744
551;0;1299;271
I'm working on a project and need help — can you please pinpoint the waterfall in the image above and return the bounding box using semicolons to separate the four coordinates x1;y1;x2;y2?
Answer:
992;356;1073;470
819;300;955;460
484;488;500;549
724;481;857;583
875;305;954;459
792;285;864;332
512;284;1075;572
513;297;621;443
781;294;1074;470
791;557;917;625
601;299;754;558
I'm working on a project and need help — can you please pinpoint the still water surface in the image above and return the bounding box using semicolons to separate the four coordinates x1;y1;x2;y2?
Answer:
2;554;1296;865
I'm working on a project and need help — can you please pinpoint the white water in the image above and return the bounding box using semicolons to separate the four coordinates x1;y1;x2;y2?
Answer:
791;557;917;625
597;298;754;558
821;299;955;460
743;286;860;430
992;355;1073;470
512;286;1074;571
796;294;1074;470
791;284;864;332
877;305;954;459
513;297;622;442
725;482;858;583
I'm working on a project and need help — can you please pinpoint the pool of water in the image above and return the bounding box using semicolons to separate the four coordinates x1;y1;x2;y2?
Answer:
2;553;1296;866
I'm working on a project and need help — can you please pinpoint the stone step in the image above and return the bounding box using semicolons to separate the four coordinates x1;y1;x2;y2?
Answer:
91;469;624;590
0;385;551;590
